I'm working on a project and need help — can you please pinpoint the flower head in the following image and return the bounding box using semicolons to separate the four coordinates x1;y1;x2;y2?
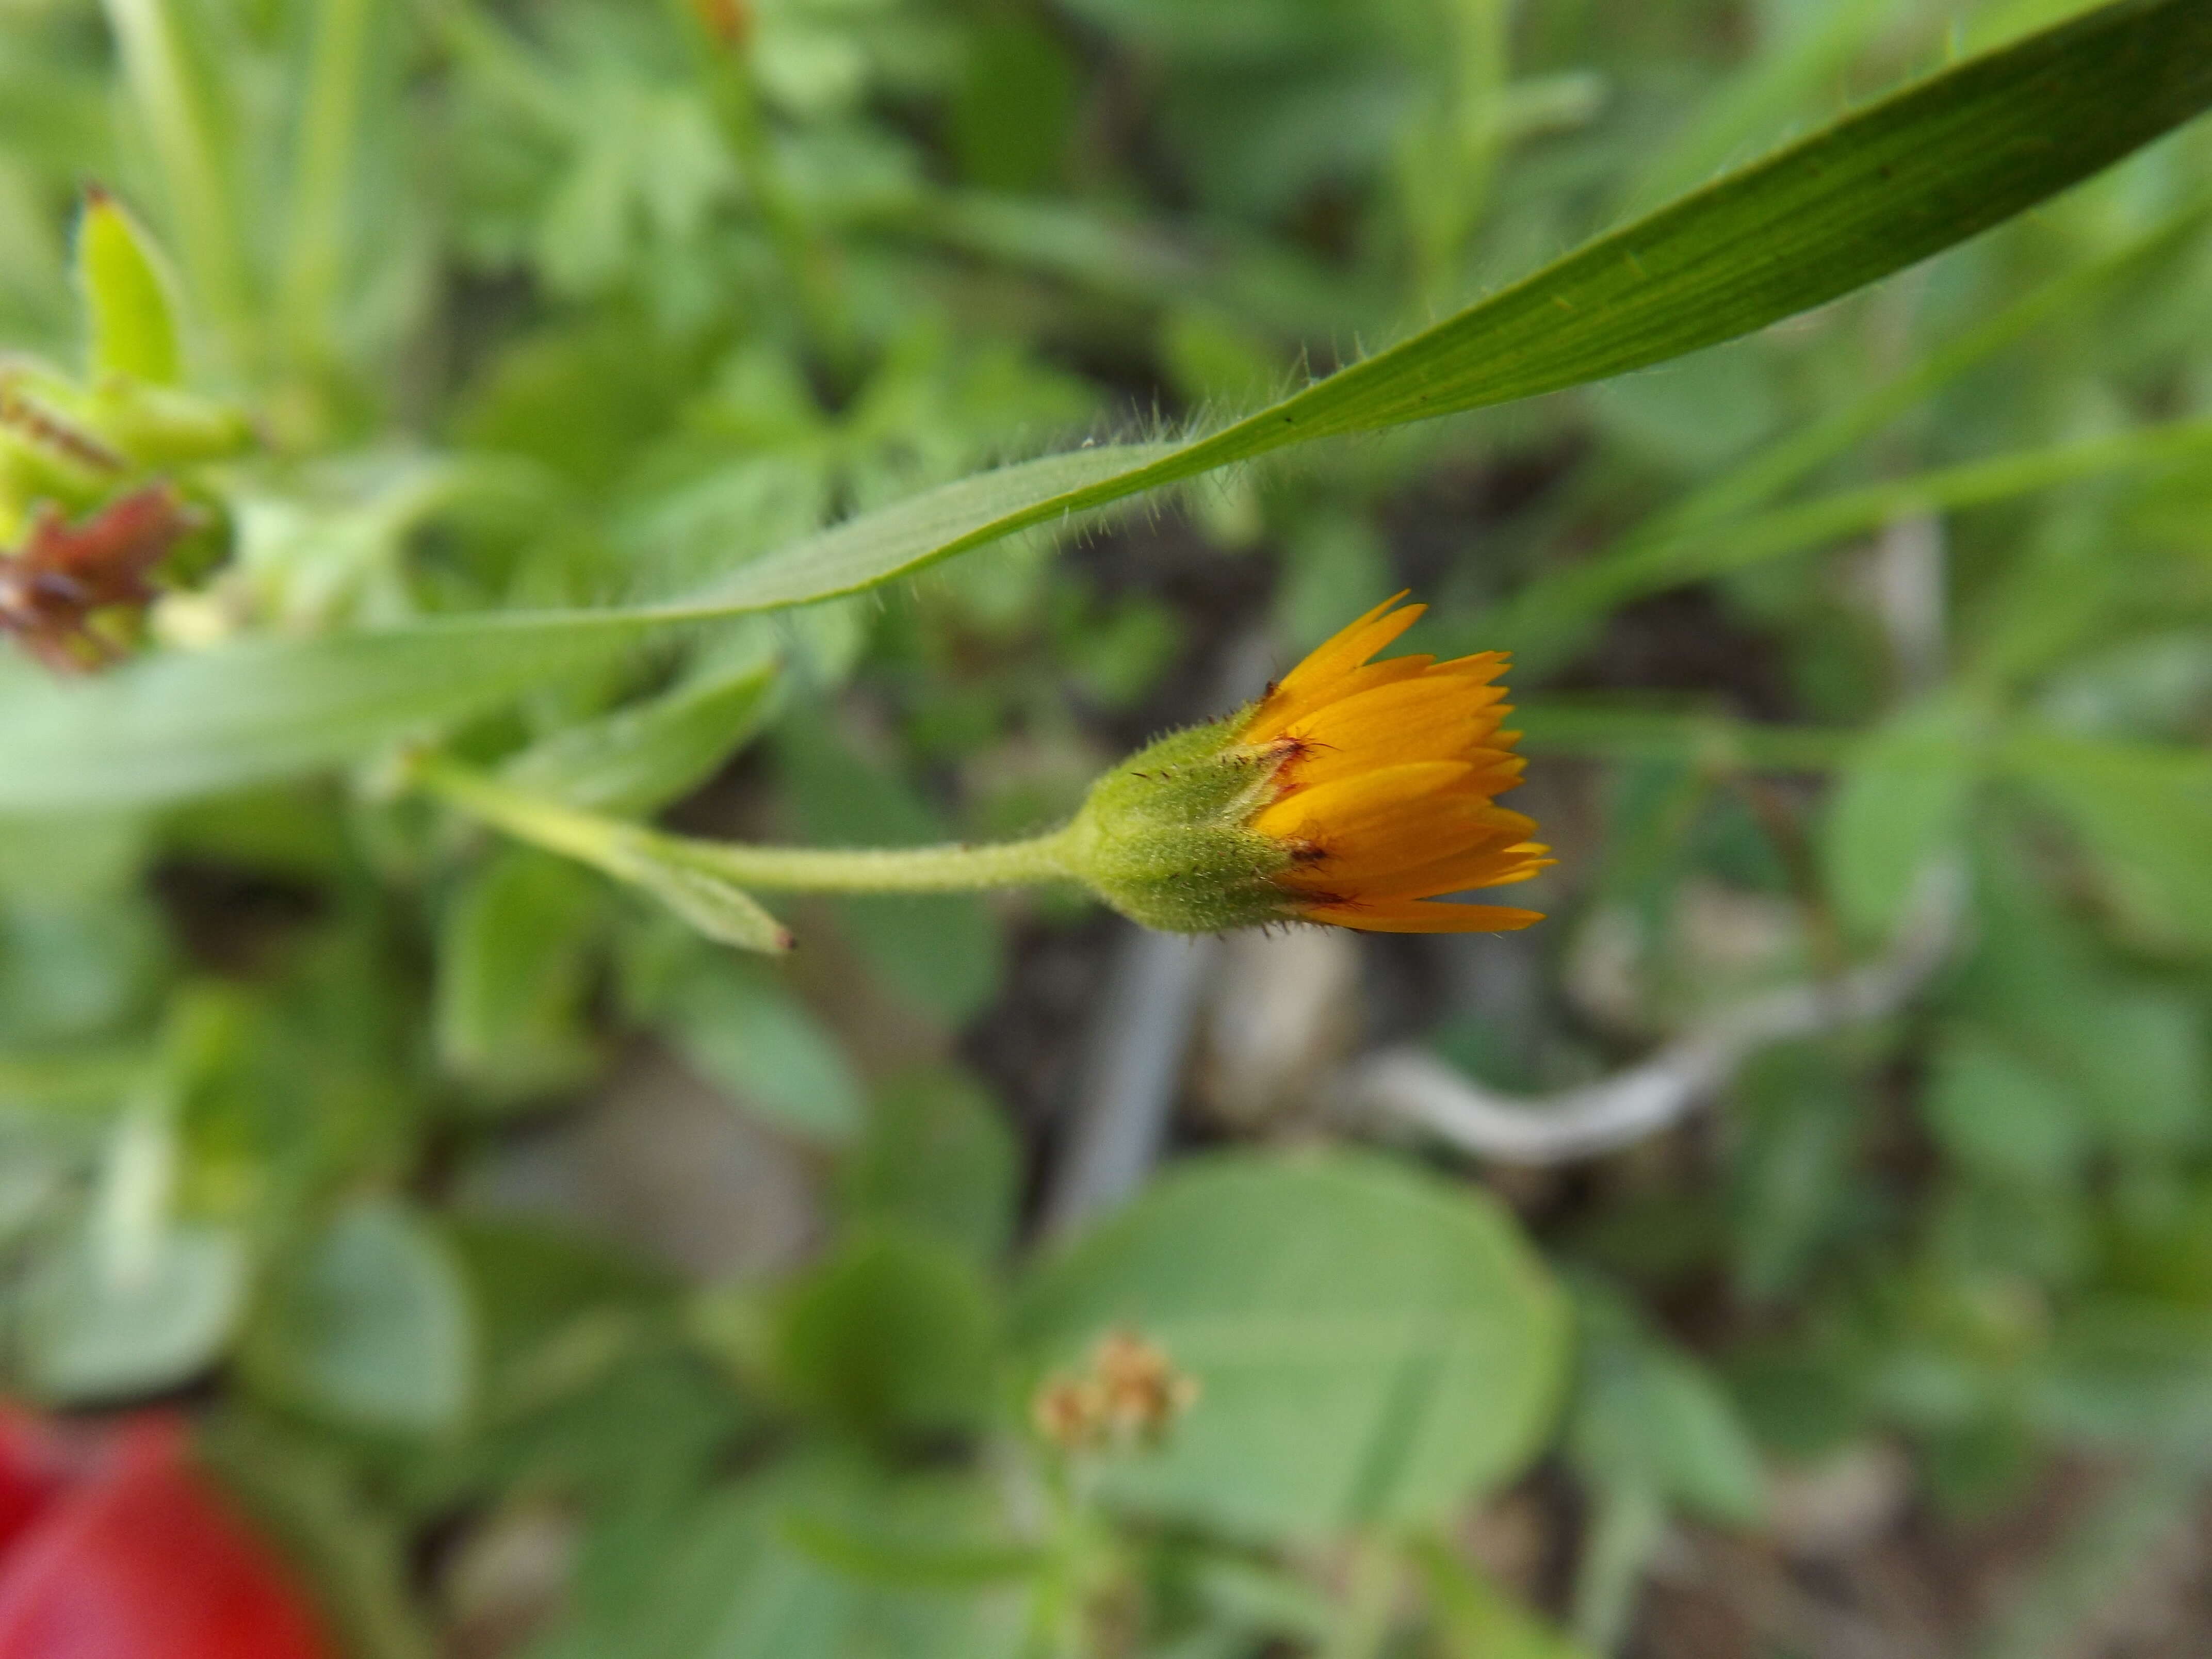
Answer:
1030;1329;1200;1453
0;486;193;673
1066;593;1550;934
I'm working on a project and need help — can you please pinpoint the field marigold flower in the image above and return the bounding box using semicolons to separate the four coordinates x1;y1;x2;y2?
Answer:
1065;593;1550;934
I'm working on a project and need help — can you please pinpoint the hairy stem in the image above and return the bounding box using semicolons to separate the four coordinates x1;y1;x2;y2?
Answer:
412;754;1077;896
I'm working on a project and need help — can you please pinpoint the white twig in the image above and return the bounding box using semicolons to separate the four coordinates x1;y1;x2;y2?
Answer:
1344;862;1965;1164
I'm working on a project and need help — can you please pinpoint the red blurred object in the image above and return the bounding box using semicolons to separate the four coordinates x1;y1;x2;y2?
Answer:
0;1408;336;1659
0;1410;86;1560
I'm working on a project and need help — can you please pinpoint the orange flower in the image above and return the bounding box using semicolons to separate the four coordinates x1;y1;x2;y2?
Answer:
1065;592;1550;936
1239;593;1550;933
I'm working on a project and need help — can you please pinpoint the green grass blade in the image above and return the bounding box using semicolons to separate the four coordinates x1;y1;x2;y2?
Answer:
1497;415;2212;663
99;0;256;377
278;0;376;364
1650;200;2212;536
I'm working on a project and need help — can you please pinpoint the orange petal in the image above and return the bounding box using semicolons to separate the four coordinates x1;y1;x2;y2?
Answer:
1280;825;1517;893
1244;595;1421;731
1302;899;1547;934
1477;807;1540;841
1245;655;1437;740
1341;841;1556;902
1279;796;1540;880
1251;760;1472;847
1426;650;1511;681
1279;680;1514;788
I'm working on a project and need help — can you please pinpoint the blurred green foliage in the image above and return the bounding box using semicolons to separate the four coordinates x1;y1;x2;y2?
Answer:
3;0;2212;1655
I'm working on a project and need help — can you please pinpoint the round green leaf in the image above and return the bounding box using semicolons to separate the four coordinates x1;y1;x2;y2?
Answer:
247;1198;475;1435
776;1230;1002;1443
1014;1149;1568;1542
24;1222;245;1402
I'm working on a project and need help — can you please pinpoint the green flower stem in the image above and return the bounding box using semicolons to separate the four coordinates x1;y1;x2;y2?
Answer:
648;828;1078;893
411;754;1078;895
411;753;636;866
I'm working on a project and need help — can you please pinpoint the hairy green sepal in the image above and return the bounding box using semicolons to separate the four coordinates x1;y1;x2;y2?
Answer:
1062;713;1300;933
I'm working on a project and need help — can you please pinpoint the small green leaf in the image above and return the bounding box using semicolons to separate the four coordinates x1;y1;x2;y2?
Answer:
1952;838;2211;1153
502;656;778;817
197;1412;441;1659
414;757;794;955
1924;1026;2087;1188
2004;729;2212;953
443;1217;673;1409
663;956;864;1141
547;1465;1034;1659
245;1198;475;1435
606;845;794;955
774;1229;1002;1442
1568;1290;1766;1528
1730;1044;1860;1302
1823;698;1979;941
23;1221;246;1402
825;893;1001;1020
435;848;607;1101
77;188;181;385
2063;993;2209;1152
838;1070;1019;1263
1413;1536;1597;1659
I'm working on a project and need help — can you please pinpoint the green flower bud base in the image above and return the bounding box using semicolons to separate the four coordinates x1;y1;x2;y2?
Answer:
1058;713;1299;933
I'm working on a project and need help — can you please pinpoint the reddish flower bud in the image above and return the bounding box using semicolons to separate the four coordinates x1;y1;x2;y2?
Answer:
0;486;195;672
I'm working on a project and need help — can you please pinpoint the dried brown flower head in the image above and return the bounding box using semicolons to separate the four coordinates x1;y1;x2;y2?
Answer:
1030;1328;1200;1454
0;486;194;672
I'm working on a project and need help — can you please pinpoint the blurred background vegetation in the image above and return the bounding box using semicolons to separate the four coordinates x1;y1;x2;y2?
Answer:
3;0;2212;1654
